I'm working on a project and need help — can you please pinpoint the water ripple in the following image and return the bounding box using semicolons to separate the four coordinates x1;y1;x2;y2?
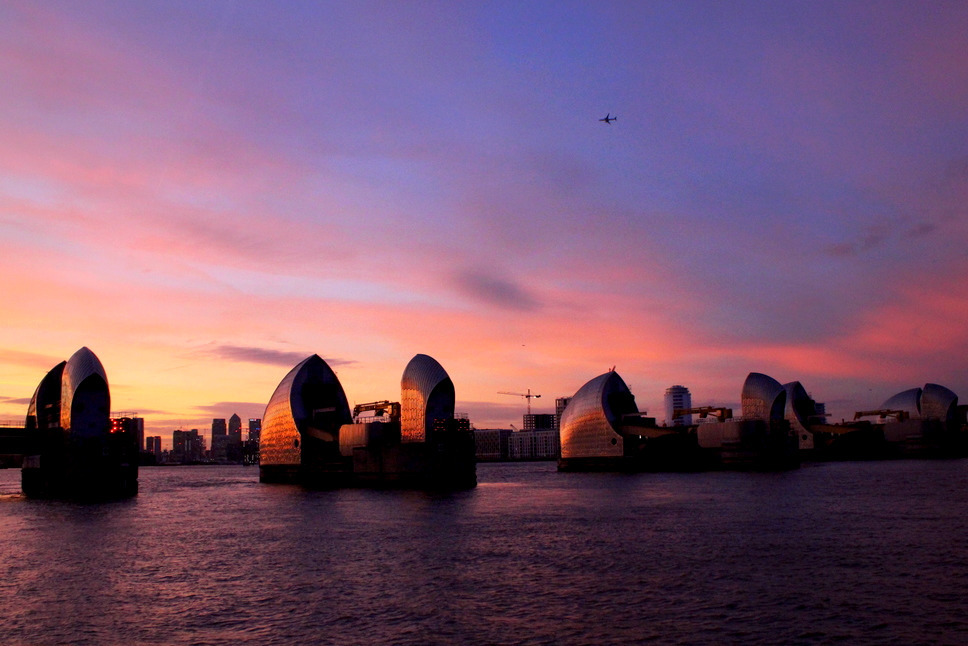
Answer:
1;461;968;645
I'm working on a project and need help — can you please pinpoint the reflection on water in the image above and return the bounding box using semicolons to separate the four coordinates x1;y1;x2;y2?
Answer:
1;461;968;645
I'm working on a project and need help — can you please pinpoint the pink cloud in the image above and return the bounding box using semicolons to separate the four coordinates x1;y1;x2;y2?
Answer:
0;348;63;370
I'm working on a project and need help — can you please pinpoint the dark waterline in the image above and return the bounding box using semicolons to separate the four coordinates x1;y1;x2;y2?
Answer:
1;461;967;645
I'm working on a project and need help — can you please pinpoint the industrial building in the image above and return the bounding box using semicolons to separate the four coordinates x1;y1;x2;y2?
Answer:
473;428;513;461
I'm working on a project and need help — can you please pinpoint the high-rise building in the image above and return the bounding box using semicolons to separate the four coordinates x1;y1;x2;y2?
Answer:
814;401;826;420
134;417;145;452
211;434;232;463
172;429;204;463
110;415;144;451
664;385;692;426
228;414;242;442
146;435;163;458
472;428;512;461
508;429;560;460
523;414;556;431
243;419;262;466
247;418;262;442
212;418;227;437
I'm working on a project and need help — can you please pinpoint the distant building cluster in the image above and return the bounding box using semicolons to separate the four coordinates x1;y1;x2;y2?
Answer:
472;396;571;461
145;435;163;460
145;416;261;466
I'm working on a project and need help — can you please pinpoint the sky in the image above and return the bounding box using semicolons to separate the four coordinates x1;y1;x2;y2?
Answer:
2;1;967;446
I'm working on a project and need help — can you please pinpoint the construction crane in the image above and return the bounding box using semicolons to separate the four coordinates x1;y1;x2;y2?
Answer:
673;407;733;423
499;389;541;416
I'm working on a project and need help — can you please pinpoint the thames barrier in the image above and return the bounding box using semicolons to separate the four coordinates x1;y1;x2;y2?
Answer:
19;347;138;499
259;353;476;489
557;369;966;472
5;348;967;498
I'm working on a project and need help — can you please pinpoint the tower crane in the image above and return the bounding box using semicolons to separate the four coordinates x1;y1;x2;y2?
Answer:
498;389;542;416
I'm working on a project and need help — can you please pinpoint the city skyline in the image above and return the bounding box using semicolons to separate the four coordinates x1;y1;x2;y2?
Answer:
2;2;967;440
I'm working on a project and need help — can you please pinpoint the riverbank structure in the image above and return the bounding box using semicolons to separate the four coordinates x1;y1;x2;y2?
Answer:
259;353;475;488
22;347;138;498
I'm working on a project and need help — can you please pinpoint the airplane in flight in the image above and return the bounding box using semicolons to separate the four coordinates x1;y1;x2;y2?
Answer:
599;113;616;124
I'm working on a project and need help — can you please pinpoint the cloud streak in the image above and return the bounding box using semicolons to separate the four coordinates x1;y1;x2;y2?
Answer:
0;396;32;406
452;269;541;311
195;344;355;369
192;401;267;417
1;2;967;430
0;349;62;370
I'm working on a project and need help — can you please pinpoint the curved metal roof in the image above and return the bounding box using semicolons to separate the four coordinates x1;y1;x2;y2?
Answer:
783;381;816;445
400;354;454;442
60;347;109;435
559;371;636;459
881;387;923;420
25;361;65;431
741;372;786;421
921;383;958;423
882;384;959;423
260;354;351;467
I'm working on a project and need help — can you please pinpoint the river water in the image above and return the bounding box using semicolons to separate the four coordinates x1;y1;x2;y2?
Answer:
1;460;967;645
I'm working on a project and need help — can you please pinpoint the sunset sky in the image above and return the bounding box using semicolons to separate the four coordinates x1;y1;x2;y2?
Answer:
2;1;967;446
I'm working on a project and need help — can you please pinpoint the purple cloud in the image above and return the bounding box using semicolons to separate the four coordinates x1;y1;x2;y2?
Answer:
193;401;267;417
0;349;62;370
197;344;355;368
453;269;540;311
824;222;892;257
0;396;32;406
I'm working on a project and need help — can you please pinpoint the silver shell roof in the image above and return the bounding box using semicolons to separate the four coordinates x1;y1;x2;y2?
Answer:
741;372;786;421
921;383;958;422
559;371;636;459
260;354;351;467
881;384;959;422
782;381;816;442
783;381;817;449
400;353;454;442
881;387;923;420
60;347;109;432
26;361;65;431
